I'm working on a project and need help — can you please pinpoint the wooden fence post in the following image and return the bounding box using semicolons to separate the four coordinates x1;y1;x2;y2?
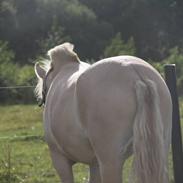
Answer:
164;64;183;183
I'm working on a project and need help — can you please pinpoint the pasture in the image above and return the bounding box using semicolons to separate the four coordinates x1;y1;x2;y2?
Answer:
0;104;181;183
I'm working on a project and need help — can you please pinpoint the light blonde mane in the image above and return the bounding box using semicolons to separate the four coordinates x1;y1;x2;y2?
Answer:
35;59;51;100
47;42;80;62
35;42;79;100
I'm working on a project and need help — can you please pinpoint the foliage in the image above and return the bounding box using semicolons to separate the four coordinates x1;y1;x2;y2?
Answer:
0;41;36;104
0;41;14;65
0;0;183;103
1;0;182;61
103;33;136;57
17;65;35;86
39;17;71;54
0;41;17;86
152;47;183;95
163;47;183;95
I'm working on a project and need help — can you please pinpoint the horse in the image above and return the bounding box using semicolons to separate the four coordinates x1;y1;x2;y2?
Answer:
34;42;172;183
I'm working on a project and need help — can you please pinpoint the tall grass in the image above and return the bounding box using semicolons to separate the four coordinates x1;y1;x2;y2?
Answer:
0;105;182;182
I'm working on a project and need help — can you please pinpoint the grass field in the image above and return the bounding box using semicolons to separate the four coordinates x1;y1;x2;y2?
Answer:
0;104;181;183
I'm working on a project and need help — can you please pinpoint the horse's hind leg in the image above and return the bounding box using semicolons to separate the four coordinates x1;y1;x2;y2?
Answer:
89;156;124;183
89;161;101;183
98;155;123;183
50;149;74;183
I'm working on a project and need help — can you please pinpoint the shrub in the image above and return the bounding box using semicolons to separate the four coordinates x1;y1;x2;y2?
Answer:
152;47;183;96
0;41;15;65
39;18;71;53
0;41;36;104
103;33;136;57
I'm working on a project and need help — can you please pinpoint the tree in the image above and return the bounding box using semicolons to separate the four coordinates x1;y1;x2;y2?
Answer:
39;17;71;54
153;46;183;95
0;41;15;64
103;33;136;57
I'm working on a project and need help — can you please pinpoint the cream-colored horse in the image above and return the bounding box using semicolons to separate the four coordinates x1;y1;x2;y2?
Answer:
34;43;172;183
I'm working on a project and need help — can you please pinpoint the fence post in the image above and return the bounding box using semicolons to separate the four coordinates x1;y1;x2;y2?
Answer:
164;64;183;183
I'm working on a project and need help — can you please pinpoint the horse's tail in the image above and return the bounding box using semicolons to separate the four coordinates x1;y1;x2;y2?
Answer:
132;79;168;183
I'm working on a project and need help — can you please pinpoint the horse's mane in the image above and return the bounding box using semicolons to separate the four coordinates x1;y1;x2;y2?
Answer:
47;42;79;62
35;59;51;100
35;42;79;101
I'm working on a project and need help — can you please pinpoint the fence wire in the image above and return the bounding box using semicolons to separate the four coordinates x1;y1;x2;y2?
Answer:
0;86;35;89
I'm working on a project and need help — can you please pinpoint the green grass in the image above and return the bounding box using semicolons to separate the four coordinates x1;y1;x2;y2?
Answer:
0;105;89;183
0;104;182;182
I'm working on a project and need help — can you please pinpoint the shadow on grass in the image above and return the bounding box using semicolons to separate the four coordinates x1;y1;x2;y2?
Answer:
0;172;22;183
8;135;45;142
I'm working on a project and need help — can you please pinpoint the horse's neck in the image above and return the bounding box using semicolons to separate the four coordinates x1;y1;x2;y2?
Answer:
45;62;90;131
55;61;90;82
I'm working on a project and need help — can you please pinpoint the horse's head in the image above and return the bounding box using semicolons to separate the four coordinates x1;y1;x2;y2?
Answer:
34;42;80;106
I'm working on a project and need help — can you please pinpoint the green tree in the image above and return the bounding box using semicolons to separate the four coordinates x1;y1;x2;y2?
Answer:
79;0;178;60
163;47;183;95
0;0;182;63
0;41;14;64
0;41;18;86
39;18;71;53
103;33;136;57
0;41;36;103
152;47;183;95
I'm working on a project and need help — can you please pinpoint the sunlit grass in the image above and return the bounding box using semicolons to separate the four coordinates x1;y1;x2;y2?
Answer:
0;104;182;182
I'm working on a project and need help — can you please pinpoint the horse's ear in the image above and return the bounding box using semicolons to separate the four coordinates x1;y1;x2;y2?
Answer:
34;62;46;79
47;42;80;65
64;42;74;51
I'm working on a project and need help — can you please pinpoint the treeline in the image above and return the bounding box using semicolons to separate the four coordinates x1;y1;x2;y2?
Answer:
0;0;183;103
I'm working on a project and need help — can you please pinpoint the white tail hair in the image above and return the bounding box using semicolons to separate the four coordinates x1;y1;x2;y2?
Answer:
133;80;168;183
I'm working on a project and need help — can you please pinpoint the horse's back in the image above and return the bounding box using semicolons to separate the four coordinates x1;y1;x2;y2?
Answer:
76;56;170;124
77;56;171;111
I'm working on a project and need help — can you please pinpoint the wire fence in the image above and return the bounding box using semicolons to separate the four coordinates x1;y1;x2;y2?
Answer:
0;86;35;89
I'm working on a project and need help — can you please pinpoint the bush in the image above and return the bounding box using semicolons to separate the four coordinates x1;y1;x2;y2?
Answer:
0;41;18;86
0;41;15;65
39;18;71;53
152;47;183;96
0;41;36;104
17;65;35;86
103;33;136;57
162;47;183;95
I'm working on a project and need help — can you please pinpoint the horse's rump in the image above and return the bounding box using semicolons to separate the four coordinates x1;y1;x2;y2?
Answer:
76;56;172;183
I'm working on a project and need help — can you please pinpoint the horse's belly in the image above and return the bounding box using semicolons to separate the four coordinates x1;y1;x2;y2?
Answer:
44;119;95;164
60;136;96;164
